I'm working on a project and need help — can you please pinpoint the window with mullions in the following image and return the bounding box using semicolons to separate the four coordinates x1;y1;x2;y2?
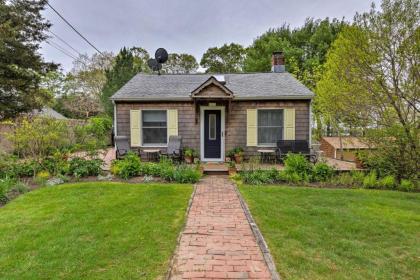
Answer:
142;110;167;145
258;109;283;145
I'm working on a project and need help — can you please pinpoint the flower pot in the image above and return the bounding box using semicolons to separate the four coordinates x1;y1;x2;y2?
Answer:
185;156;193;164
234;154;243;164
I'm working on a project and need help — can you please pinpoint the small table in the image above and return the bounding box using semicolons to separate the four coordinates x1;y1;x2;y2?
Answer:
143;149;161;162
257;149;277;164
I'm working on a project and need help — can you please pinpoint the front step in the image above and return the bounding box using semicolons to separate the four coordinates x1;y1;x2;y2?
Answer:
202;163;229;175
203;169;229;175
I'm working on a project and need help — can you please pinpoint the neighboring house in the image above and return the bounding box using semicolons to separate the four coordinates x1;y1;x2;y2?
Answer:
31;107;68;120
110;52;314;162
320;136;372;162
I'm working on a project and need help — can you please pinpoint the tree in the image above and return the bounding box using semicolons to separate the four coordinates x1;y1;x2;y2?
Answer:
244;19;345;89
162;53;198;74
100;47;141;116
316;0;419;179
200;43;246;73
0;0;56;120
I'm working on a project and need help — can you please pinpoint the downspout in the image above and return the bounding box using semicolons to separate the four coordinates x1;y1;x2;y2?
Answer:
309;100;312;147
113;101;117;148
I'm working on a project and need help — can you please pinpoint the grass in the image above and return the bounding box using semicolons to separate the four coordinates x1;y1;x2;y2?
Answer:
239;185;420;280
0;182;193;280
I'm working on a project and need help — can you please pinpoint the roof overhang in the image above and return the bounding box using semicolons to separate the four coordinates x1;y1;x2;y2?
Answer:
111;95;313;102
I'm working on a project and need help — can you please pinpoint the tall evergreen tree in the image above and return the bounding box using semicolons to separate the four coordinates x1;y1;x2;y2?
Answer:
0;0;56;120
100;47;141;116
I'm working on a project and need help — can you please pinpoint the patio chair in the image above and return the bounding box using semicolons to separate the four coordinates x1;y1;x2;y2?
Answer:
276;140;317;163
161;136;183;163
114;135;130;159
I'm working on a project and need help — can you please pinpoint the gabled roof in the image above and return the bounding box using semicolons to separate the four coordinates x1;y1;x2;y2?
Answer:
322;137;371;150
32;107;68;120
110;72;314;101
191;76;234;98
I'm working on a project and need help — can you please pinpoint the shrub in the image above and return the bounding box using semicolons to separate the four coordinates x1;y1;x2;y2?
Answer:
241;168;279;185
331;173;355;187
397;179;416;192
74;116;112;152
377;175;396;189
173;165;201;183
363;171;378;189
279;170;302;184
284;153;313;182
111;152;141;179
0;177;28;204
0;155;40;178
312;162;335;182
41;152;70;176
350;171;366;186
68;157;103;178
35;170;50;185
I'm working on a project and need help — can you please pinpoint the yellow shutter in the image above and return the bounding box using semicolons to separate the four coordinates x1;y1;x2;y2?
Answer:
246;109;257;146
130;110;141;147
167;109;178;137
284;108;295;140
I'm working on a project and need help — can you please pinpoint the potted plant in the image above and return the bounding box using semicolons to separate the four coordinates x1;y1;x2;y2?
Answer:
193;150;200;163
184;148;194;164
226;149;235;161
233;147;244;164
227;161;236;176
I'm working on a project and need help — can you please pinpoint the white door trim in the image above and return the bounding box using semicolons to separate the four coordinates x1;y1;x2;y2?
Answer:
200;106;225;162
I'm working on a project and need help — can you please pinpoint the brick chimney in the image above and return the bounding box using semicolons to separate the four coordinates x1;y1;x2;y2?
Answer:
271;51;285;73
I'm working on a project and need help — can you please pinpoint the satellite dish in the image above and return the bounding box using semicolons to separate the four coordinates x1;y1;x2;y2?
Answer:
155;48;168;63
147;58;161;71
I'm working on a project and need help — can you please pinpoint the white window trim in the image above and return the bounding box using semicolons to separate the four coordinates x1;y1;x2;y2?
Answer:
141;109;168;147
256;108;284;147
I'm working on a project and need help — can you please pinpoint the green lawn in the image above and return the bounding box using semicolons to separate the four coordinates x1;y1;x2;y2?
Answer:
240;186;420;280
0;182;193;280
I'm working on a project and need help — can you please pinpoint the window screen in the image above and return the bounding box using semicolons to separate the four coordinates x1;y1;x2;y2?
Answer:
142;110;167;145
258;109;283;145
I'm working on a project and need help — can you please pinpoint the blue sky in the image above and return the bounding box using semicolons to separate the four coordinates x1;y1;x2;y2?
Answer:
41;0;379;71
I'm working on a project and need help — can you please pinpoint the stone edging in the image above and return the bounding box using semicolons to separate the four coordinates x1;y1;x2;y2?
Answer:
233;184;282;280
165;182;198;279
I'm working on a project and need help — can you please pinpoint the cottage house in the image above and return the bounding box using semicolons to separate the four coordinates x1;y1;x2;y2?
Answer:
110;52;314;161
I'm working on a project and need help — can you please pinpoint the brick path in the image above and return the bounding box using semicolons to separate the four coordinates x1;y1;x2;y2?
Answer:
169;176;272;279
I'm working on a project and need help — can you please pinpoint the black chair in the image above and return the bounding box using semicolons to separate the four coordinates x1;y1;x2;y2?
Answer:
161;136;183;163
276;140;317;163
114;135;130;159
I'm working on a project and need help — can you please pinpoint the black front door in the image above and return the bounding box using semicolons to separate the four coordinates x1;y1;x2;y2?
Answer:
204;110;221;159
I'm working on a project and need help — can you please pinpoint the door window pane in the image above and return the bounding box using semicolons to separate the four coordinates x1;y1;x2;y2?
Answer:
258;109;283;145
142;110;167;145
209;114;216;140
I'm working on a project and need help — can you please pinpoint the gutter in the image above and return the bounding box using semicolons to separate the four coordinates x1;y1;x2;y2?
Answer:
110;95;314;102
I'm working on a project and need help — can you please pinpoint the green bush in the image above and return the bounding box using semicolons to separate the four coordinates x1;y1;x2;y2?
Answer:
350;171;366;186
279;170;302;184
397;179;416;192
363;171;378;189
377;175;396;189
111;152;141;179
74;116;112;152
241;169;279;185
0;155;40;178
312;162;335;182
41;152;70;176
0;177;29;204
68;157;103;178
284;153;313;182
173;165;201;183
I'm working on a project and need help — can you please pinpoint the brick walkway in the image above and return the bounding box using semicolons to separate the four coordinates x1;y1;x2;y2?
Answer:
169;176;272;279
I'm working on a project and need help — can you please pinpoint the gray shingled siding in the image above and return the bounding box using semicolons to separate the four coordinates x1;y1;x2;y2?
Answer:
116;100;310;159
